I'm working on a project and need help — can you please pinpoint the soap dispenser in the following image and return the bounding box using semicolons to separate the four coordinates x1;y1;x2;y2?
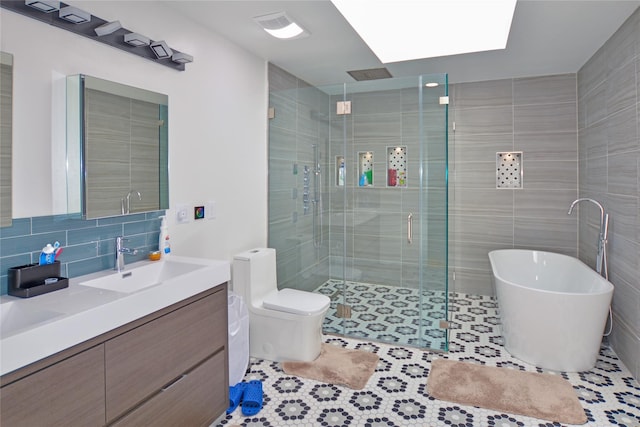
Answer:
159;216;171;257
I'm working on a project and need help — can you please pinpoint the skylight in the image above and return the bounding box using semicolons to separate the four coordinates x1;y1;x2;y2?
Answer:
330;0;517;63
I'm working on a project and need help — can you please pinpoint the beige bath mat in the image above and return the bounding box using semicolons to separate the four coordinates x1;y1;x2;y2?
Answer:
282;343;379;390
427;359;587;425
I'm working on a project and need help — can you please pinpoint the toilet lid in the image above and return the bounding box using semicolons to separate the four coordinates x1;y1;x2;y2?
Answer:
263;288;330;316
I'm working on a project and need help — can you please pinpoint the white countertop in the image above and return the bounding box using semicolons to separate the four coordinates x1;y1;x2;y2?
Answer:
0;256;230;377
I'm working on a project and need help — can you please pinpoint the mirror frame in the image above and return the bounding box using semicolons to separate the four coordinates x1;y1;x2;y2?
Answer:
0;51;13;228
67;74;169;219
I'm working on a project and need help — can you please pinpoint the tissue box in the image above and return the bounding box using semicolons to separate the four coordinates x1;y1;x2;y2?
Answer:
8;261;69;298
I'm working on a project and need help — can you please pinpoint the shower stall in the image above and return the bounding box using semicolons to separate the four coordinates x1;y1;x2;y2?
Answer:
268;65;449;351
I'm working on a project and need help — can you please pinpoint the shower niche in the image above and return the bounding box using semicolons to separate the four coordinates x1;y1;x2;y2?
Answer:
387;146;407;187
336;156;345;187
357;152;373;187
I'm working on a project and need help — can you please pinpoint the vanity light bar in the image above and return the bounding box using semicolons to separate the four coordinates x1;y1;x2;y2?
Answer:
171;52;193;64
150;40;172;59
59;5;91;24
2;2;193;71
94;20;122;36
24;0;60;12
124;32;150;47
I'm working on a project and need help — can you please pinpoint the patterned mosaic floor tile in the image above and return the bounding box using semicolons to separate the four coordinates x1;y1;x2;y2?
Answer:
317;280;449;351
217;291;640;427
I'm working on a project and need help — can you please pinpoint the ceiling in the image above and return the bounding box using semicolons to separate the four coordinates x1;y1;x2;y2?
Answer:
166;0;640;86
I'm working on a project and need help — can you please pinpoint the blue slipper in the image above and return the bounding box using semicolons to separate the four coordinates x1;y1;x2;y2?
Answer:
226;382;246;414
241;380;263;416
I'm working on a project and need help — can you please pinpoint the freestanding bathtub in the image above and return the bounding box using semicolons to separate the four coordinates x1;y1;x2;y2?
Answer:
488;249;614;372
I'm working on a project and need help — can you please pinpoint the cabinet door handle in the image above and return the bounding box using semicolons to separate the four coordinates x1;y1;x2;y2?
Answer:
161;374;187;391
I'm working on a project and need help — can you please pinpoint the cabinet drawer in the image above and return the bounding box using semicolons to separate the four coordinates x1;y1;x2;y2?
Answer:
111;350;227;427
0;345;105;427
105;288;227;422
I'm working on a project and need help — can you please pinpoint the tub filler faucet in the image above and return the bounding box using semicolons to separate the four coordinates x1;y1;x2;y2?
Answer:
567;198;609;279
115;236;138;272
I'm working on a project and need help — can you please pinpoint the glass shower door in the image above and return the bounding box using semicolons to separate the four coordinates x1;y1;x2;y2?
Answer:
267;65;448;351
324;75;449;350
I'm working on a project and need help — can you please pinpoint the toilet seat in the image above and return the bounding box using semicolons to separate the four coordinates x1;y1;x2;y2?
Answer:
263;288;330;316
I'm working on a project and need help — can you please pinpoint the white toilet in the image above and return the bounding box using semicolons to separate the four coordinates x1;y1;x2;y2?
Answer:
232;248;330;362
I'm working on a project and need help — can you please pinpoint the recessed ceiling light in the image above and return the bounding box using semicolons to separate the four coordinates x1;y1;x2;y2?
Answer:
254;12;309;40
24;0;59;13
58;5;91;24
425;82;439;88
331;0;516;63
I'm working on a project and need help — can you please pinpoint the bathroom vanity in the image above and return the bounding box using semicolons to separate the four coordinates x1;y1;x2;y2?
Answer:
0;256;230;426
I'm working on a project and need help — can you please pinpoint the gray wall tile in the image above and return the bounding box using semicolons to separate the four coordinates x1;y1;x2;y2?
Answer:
578;7;640;380
450;74;578;303
454;133;514;163
514;102;577;134
581;119;608;158
583;81;607;127
514;189;578;218
452;79;513;108
450;267;494;296
608;150;639;196
453;106;513;134
514;132;577;161
514;74;577;105
513;217;577;251
584;155;608;193
451;215;513;245
607;106;638;155
607;60;636;115
451;188;514;216
522;160;577;189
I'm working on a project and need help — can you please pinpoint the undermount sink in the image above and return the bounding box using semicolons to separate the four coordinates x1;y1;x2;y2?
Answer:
0;301;64;337
78;259;207;294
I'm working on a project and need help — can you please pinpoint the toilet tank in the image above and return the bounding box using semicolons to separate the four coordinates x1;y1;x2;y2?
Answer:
232;248;278;306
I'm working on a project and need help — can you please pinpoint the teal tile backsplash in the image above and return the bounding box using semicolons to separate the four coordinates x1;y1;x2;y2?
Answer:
0;211;164;295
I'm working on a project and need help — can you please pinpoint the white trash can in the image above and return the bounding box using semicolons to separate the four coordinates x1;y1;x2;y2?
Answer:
228;291;249;386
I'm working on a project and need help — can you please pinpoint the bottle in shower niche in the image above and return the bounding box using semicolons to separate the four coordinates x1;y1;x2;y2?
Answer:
338;161;345;186
359;172;368;186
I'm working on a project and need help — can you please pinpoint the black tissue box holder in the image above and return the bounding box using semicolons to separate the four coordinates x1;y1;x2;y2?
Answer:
8;261;69;298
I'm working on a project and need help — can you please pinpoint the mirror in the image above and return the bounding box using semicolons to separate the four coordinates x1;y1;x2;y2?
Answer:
0;52;13;227
67;74;169;219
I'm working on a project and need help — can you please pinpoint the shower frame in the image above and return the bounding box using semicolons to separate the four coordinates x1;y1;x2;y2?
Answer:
267;66;449;351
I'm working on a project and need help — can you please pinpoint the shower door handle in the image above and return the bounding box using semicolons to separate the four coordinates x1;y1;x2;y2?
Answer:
407;213;413;244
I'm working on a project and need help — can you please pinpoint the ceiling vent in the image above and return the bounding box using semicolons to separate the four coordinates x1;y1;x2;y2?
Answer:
254;11;309;39
347;67;392;81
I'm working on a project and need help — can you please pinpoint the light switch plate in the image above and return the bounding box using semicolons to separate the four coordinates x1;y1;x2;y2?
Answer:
176;204;191;223
206;201;216;220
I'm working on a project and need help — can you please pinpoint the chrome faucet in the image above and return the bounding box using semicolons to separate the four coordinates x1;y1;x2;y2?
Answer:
115;236;138;272
125;190;142;215
567;198;609;279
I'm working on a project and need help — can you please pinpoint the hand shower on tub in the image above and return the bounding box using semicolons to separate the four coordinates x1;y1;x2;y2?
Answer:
567;198;611;336
567;198;609;279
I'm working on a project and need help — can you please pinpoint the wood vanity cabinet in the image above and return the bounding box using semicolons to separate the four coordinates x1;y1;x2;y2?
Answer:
0;284;229;427
0;345;106;426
